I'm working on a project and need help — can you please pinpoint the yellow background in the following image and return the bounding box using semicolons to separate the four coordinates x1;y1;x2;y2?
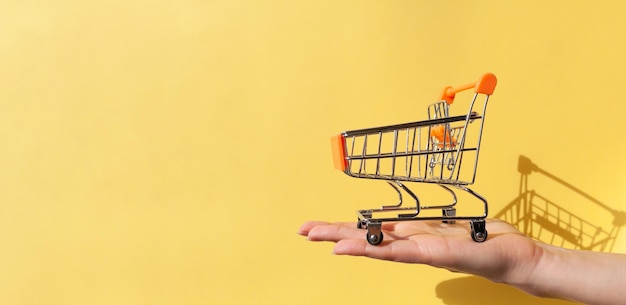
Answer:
1;1;625;304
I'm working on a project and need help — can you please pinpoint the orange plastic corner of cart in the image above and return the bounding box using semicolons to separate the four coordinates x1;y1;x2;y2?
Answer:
439;86;455;105
430;125;457;148
474;73;497;95
331;134;348;172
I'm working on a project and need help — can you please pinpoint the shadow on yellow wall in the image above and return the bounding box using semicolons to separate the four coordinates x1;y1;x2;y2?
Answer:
496;156;626;252
432;155;626;305
436;276;575;305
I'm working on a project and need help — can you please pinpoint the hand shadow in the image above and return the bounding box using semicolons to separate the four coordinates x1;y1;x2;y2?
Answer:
436;276;578;305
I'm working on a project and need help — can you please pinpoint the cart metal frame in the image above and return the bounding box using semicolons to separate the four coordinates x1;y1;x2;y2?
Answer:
331;73;497;245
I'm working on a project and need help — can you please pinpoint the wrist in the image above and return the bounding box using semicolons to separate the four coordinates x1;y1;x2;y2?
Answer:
512;242;624;304
503;240;556;297
519;243;562;298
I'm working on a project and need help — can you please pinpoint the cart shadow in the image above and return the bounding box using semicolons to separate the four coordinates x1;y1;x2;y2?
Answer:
436;276;576;305
435;155;626;305
495;155;626;252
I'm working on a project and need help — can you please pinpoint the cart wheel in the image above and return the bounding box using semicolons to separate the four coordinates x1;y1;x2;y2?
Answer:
357;219;363;229
442;208;456;224
471;230;488;242
470;220;488;243
366;231;383;245
366;222;383;245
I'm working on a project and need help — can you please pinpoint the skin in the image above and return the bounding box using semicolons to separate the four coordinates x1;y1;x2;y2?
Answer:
298;219;626;305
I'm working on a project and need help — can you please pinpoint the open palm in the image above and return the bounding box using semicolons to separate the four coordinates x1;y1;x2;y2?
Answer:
299;219;544;285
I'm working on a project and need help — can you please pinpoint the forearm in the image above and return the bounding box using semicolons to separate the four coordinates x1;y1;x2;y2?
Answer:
517;243;626;305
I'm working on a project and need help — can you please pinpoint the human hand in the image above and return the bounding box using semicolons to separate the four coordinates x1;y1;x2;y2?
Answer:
298;219;544;289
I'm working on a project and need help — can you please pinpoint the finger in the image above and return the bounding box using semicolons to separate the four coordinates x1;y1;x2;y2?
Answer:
306;223;364;242
333;238;433;264
298;221;330;236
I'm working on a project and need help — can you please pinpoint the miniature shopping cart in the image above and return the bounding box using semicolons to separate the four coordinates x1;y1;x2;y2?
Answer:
331;73;497;245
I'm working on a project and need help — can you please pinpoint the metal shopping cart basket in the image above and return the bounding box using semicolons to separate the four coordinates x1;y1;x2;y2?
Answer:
331;73;497;245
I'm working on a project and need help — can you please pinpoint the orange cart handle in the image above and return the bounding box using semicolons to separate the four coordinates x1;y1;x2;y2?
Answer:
331;134;348;172
439;73;497;104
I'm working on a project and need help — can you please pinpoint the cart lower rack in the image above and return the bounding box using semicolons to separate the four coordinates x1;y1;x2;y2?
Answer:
331;73;497;245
